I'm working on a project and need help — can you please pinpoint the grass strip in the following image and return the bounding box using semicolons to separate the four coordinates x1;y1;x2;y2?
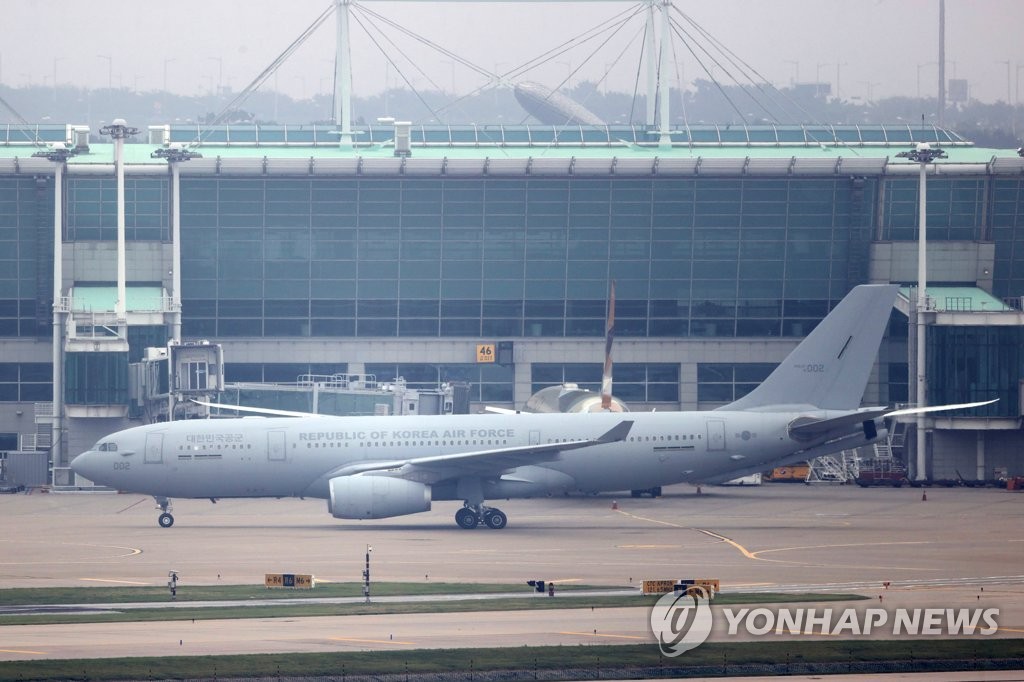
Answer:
0;592;864;626
2;639;1022;681
0;581;566;606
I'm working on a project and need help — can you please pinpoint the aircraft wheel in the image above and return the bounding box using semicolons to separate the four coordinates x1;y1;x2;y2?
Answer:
455;507;479;529
483;509;507;530
158;512;174;528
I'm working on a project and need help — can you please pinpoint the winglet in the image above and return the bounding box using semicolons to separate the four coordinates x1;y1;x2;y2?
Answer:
597;420;633;444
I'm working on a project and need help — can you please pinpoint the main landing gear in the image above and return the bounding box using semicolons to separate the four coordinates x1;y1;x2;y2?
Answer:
156;497;174;528
455;504;508;530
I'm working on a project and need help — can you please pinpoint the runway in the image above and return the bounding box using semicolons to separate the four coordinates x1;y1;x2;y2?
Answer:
1;483;1022;662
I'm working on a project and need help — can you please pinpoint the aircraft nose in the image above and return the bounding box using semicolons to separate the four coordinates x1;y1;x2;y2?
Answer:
70;450;102;483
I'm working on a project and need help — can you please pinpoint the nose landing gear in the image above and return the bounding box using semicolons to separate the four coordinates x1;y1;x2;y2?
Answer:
155;497;174;528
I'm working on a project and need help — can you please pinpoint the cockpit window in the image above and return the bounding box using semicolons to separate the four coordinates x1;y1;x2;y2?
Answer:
96;442;117;452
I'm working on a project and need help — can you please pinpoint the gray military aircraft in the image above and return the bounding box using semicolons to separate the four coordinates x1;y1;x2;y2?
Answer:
70;284;991;530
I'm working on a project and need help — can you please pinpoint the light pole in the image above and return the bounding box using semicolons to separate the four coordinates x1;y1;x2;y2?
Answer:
834;62;847;100
995;60;1011;104
784;59;800;85
52;57;64;96
207;56;223;94
32;143;78;470
98;119;140;322
163;58;176;93
896;142;948;482
152;146;202;353
363;545;373;603
97;54;112;90
917;62;937;99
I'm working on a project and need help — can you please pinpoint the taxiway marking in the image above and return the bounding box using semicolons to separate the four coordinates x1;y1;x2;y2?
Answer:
0;648;46;655
329;636;416;646
560;631;647;641
79;578;151;586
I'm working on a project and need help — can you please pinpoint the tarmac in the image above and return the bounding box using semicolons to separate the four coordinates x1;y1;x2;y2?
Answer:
0;482;1022;664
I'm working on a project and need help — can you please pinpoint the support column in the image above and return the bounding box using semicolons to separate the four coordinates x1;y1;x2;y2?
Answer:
975;431;986;482
115;133;126;321
645;2;657;127
657;0;672;148
51;163;64;468
170;162;182;343
915;160;928;481
335;0;353;147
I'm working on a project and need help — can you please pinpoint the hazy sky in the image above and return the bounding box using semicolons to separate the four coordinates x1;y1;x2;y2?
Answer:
2;0;1021;105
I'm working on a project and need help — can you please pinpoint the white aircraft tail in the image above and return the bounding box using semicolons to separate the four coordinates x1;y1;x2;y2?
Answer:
722;284;899;412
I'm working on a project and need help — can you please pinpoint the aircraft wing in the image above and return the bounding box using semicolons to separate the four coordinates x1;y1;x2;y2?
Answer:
325;420;633;484
788;408;890;441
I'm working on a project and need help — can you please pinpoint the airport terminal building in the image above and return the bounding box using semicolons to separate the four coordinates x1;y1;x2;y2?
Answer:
1;121;1022;484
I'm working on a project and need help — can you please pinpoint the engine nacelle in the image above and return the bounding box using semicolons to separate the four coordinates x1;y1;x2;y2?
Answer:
328;476;431;520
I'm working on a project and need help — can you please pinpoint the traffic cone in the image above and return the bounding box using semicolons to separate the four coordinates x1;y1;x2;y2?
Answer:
921;491;927;501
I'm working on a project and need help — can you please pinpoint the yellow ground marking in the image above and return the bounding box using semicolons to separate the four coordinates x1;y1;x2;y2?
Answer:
613;509;686;528
751;540;929;559
995;626;1024;634
0;648;46;655
80;578;151;586
329;636;416;645
560;631;647;641
615;511;940;571
692;528;759;559
0;542;142;564
549;578;582;584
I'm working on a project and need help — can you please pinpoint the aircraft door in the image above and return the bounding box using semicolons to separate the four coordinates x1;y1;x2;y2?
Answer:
267;431;287;462
144;433;164;464
529;430;540;445
706;419;726;451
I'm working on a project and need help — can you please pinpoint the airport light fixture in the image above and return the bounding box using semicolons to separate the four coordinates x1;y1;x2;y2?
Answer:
98;120;139;139
364;544;372;602
31;144;76;163
895;142;947;481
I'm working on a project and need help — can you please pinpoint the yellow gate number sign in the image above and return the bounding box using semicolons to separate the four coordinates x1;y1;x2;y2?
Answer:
476;344;495;363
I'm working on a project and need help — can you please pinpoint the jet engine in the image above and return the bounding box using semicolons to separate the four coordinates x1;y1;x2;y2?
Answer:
328;476;431;519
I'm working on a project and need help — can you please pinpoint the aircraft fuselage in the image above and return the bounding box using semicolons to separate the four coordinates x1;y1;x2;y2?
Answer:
74;410;842;502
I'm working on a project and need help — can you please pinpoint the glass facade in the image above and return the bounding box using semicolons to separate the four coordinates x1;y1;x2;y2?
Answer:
65;177;169;241
531;363;680;403
365;363;514;403
880;177;987;242
0;363;53;402
2;163;1023;413
64;352;129;405
697;363;777;404
927;326;1023;418
992;178;1024;299
179;176;876;340
0;176;53;338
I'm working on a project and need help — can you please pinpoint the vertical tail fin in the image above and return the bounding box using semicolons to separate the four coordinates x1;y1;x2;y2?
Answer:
722;285;898;411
